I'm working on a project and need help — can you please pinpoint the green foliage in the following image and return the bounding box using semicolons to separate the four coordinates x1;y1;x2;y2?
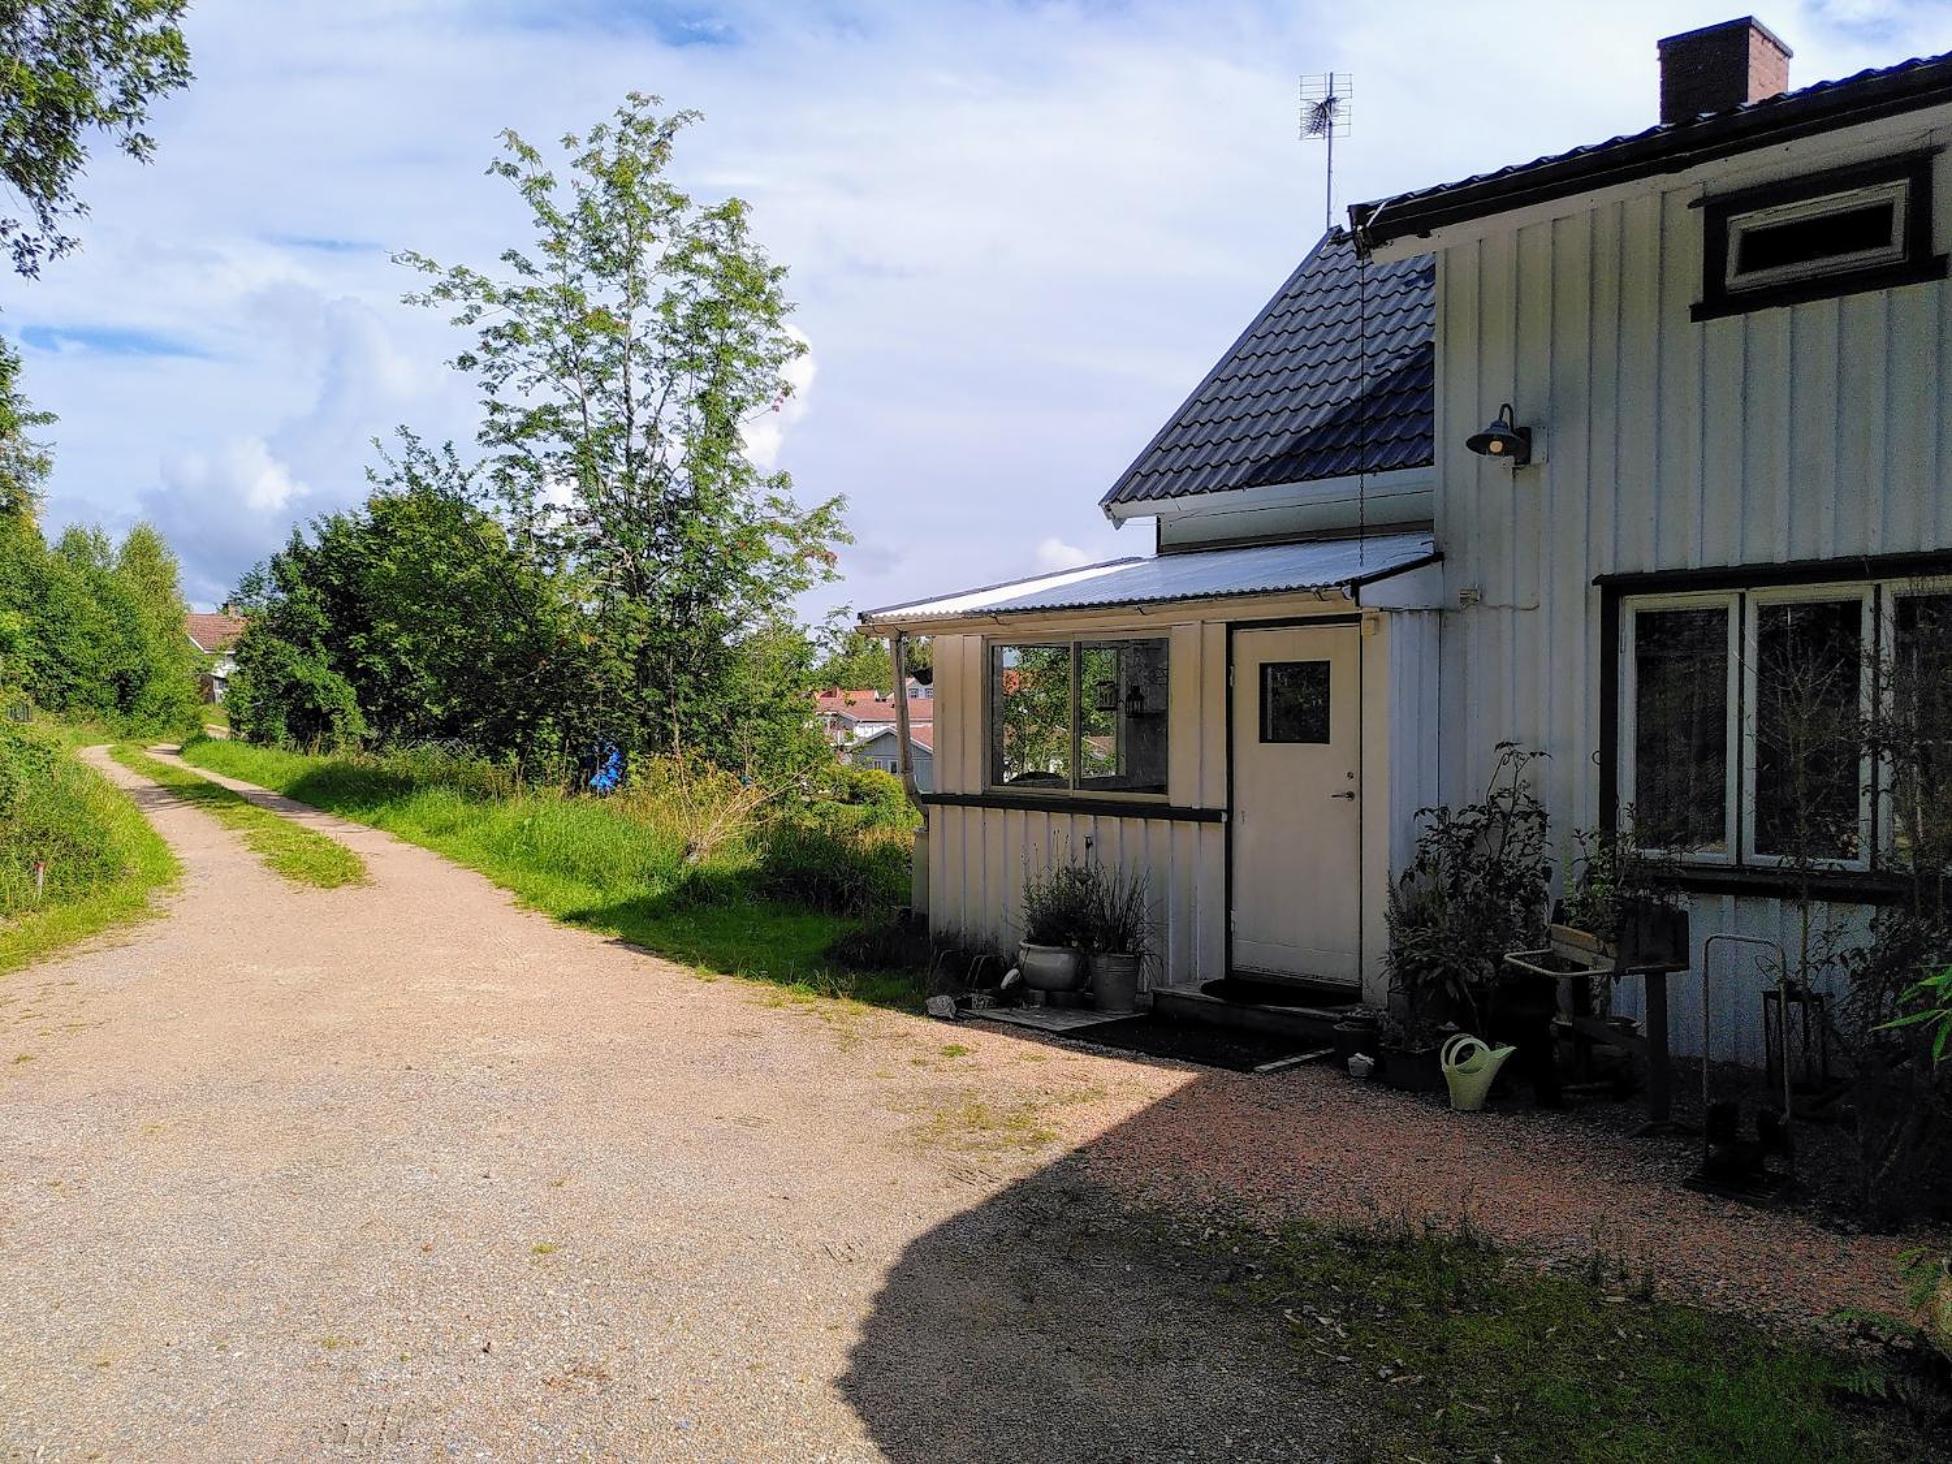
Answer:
1019;862;1099;948
1387;743;1552;1034
0;721;179;974
0;510;200;734
0;0;192;277
227;629;366;751
392;93;847;774
1886;965;1952;1064
1235;1215;1931;1462
813;628;897;693
756;820;910;916
1087;863;1153;957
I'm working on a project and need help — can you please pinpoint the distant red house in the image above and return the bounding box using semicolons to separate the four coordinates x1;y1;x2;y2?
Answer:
185;609;247;703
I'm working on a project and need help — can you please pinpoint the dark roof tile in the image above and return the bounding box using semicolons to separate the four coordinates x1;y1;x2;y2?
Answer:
1101;232;1434;510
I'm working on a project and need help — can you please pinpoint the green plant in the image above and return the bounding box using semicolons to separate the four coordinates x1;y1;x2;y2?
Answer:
1559;817;1683;949
1884;964;1952;1063
1087;863;1153;957
1386;743;1551;1035
1019;862;1098;948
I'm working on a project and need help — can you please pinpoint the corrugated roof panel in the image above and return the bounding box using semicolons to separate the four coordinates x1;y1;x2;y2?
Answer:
1099;233;1435;511
861;531;1438;625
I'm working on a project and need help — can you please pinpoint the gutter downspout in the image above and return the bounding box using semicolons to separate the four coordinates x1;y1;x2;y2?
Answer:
889;630;925;818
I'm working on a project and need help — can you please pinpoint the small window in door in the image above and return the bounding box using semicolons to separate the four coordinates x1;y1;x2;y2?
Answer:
1260;661;1330;743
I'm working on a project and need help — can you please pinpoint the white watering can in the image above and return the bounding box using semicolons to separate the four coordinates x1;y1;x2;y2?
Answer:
1441;1034;1517;1113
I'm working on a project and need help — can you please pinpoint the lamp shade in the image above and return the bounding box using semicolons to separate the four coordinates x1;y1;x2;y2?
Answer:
1466;403;1532;465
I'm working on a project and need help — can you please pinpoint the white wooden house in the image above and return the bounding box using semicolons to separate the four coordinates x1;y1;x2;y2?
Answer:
864;19;1952;1059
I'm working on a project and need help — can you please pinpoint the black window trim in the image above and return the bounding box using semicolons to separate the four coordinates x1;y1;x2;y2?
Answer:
1599;551;1952;899
984;632;1172;802
1692;149;1947;322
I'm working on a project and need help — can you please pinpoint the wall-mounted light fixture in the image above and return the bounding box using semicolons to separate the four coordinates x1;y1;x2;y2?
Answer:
1465;403;1533;467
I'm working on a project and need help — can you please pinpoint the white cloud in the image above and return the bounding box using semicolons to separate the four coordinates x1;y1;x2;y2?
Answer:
1034;537;1094;573
20;0;1952;618
743;326;816;472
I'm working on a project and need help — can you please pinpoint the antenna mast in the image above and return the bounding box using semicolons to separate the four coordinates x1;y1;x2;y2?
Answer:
1299;73;1352;234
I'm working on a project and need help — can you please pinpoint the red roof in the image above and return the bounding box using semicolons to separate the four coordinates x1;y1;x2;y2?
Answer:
185;612;247;654
814;689;933;725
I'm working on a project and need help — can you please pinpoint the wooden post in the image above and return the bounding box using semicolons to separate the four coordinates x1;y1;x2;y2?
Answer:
889;630;925;818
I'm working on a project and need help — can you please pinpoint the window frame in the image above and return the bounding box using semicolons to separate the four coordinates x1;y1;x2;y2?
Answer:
1618;591;1742;865
1692;150;1947;321
1876;577;1952;863
984;632;1172;803
1739;584;1876;873
1611;578;1952;878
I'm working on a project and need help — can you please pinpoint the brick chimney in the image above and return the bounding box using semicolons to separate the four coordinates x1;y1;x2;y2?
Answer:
1657;17;1792;125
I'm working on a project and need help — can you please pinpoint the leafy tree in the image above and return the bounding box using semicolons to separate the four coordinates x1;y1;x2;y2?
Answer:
813;627;897;692
231;434;588;762
0;0;192;277
398;95;846;771
0;340;52;520
226;630;365;751
0;510;197;729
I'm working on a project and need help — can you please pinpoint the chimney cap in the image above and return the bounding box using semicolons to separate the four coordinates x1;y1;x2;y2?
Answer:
1657;15;1792;61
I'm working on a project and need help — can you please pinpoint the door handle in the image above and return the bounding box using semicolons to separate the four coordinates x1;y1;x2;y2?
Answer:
1330;790;1357;801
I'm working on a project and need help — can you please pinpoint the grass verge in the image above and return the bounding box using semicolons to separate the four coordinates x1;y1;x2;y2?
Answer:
1227;1214;1941;1462
177;737;923;1005
109;746;365;890
0;730;181;976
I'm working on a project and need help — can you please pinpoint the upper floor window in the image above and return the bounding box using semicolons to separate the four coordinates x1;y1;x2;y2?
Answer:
989;638;1169;796
1694;153;1946;321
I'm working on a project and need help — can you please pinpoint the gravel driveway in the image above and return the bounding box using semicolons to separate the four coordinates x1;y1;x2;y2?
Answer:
1;751;1339;1461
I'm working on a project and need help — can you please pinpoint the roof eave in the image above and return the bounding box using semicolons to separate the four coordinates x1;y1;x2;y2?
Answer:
1352;56;1952;251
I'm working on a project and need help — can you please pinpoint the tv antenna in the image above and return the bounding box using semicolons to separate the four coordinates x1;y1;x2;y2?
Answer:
1299;73;1352;234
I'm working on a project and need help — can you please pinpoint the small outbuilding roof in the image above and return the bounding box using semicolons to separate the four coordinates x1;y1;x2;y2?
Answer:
1099;232;1434;512
861;530;1437;626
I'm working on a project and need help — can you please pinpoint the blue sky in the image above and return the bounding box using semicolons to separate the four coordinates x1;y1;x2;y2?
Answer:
12;0;1951;612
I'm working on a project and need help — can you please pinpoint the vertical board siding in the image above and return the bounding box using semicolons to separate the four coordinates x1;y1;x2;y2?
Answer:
1434;148;1952;1060
923;616;1228;987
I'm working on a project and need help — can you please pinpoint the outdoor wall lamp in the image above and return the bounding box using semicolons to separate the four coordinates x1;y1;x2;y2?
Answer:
1465;403;1533;466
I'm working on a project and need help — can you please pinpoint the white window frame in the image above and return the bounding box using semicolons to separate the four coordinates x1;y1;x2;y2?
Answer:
1618;592;1741;864
1724;179;1910;294
1740;584;1876;873
1877;577;1952;861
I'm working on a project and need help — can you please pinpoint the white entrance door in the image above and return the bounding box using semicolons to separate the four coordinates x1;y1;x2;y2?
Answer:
1230;624;1362;985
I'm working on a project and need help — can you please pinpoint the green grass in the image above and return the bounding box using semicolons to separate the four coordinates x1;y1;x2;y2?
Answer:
108;746;365;890
1229;1216;1938;1463
0;727;181;976
177;737;925;1006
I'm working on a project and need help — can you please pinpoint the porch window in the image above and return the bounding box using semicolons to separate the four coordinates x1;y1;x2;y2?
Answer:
989;638;1169;796
1617;581;1947;872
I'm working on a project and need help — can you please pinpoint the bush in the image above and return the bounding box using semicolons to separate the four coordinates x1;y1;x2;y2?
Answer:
0;723;127;915
228;630;366;750
756;819;910;916
1387;742;1551;1034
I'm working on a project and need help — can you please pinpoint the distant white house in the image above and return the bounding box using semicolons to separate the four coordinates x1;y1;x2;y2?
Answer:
864;18;1952;1061
185;610;247;703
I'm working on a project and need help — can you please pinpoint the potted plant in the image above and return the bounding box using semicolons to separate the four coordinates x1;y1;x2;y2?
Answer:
1554;824;1689;970
1016;863;1096;1001
1086;864;1151;1014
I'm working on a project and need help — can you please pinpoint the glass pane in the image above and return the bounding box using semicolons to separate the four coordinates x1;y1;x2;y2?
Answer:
1631;607;1730;853
1077;640;1169;793
1736;201;1896;275
990;644;1071;788
1260;661;1331;744
1754;599;1864;860
1890;593;1952;870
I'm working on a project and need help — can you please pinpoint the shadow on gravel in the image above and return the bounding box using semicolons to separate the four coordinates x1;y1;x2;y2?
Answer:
837;1085;1344;1464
